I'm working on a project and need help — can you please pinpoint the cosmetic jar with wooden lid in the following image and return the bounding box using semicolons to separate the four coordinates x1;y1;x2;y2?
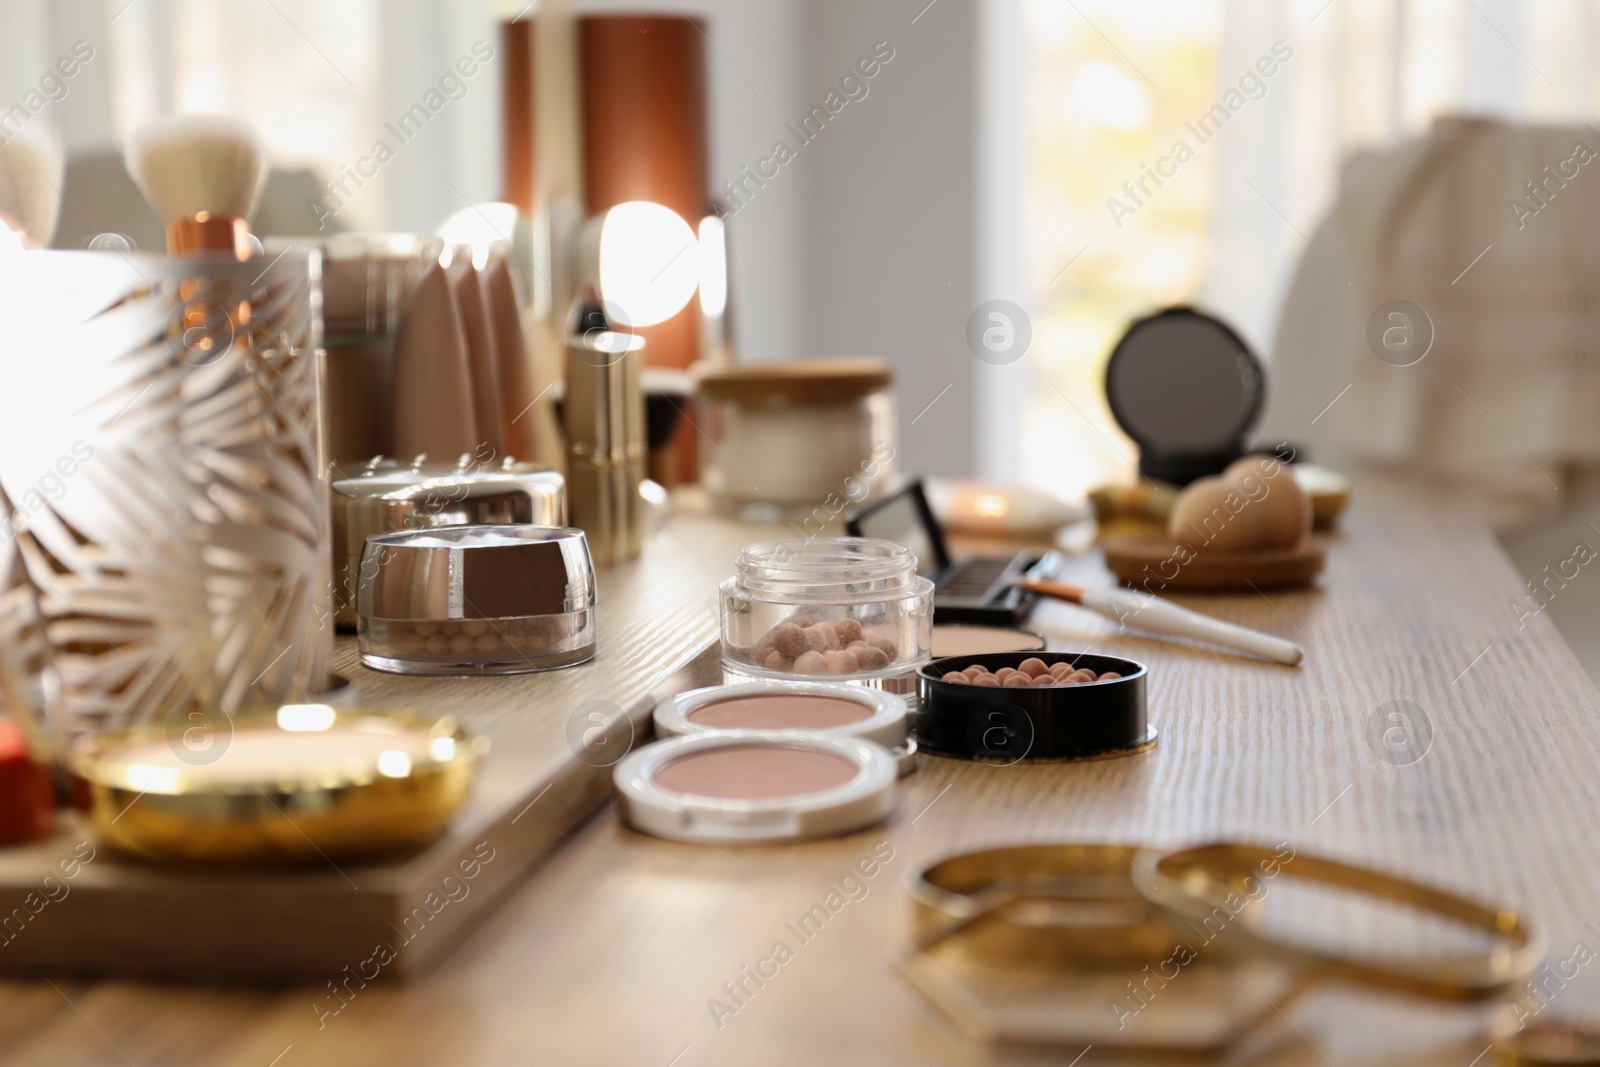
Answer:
694;357;895;518
357;525;596;675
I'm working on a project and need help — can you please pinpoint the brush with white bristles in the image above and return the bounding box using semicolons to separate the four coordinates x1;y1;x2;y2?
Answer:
0;128;64;249
125;115;268;258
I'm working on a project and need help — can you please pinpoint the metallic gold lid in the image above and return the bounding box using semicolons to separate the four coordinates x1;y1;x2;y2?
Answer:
73;705;485;864
357;524;595;621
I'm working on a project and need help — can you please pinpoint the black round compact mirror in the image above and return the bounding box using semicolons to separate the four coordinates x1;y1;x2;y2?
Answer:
1103;307;1264;486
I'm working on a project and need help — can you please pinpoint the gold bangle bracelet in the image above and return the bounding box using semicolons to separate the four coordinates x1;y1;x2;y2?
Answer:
1131;842;1545;1001
907;840;1543;1001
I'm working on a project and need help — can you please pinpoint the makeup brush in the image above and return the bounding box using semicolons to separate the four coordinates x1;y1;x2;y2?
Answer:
0;128;64;248
125;115;267;257
1020;578;1304;666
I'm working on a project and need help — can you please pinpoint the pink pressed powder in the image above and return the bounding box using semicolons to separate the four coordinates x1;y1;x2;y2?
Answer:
931;625;1045;658
652;745;860;800
685;694;872;732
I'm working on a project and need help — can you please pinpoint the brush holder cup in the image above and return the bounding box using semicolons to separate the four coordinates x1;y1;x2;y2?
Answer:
0;250;331;756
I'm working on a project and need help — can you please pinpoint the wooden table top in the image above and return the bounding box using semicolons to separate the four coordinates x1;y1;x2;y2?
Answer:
4;485;1599;1066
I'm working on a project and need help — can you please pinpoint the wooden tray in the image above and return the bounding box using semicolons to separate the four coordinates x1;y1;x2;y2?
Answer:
1101;534;1325;590
0;508;765;982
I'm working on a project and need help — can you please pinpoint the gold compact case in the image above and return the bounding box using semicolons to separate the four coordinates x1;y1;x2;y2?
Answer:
73;706;483;864
902;840;1546;1052
908;844;1204;967
357;525;598;675
330;457;566;628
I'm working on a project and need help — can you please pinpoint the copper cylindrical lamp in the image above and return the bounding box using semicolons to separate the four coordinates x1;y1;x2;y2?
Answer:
499;8;713;559
578;13;708;369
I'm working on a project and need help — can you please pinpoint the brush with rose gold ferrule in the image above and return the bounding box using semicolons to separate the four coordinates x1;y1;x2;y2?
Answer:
125;115;268;259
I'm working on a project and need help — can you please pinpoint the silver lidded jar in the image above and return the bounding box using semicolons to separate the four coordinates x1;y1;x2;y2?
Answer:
330;456;566;629
356;525;596;675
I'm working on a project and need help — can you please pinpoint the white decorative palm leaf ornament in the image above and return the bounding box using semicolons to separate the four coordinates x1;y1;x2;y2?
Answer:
0;250;330;746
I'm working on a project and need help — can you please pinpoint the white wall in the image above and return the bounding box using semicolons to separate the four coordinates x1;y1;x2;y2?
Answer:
797;0;983;478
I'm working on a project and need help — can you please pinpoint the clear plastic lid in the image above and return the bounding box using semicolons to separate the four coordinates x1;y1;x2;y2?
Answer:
731;538;921;602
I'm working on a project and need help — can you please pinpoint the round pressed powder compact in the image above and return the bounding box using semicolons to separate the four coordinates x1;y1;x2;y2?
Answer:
613;733;897;845
653;682;916;774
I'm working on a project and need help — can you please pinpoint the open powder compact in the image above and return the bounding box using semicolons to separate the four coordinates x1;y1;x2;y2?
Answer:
653;682;916;775
613;733;897;845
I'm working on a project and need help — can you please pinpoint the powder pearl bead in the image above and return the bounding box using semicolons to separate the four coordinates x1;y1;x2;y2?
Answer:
824;650;860;675
962;665;988;679
1099;672;1122;681
413;621;439;637
995;667;1018;681
810;622;839;651
834;618;863;643
972;674;1001;687
476;632;502;653
424;634;451;654
395;631;428;654
462;620;489;637
942;671;966;682
764;650;794;672
771;623;809;658
854;647;890;671
1002;674;1032;687
1018;658;1050;678
449;633;475;654
794;650;827;675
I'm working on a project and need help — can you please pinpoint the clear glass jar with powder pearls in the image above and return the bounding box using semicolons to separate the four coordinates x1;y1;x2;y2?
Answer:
719;537;933;683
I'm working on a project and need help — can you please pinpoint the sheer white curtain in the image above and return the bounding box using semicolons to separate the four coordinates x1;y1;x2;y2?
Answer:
0;0;502;238
1207;0;1600;357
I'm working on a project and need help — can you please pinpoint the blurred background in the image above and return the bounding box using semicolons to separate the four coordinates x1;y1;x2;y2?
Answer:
5;0;1600;671
7;0;1593;490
